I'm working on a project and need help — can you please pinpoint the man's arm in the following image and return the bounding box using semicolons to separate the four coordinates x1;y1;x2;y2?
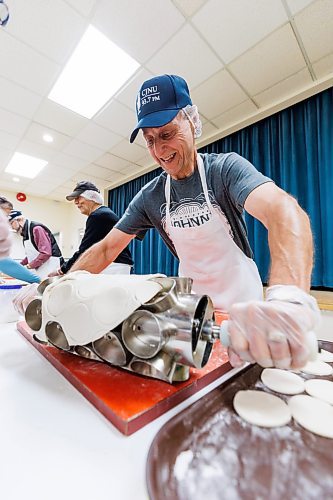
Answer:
244;182;313;292
28;226;52;269
70;228;135;273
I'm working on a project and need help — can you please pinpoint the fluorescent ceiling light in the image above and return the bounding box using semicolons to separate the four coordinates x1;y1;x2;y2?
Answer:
12;177;20;182
5;152;48;178
48;25;140;119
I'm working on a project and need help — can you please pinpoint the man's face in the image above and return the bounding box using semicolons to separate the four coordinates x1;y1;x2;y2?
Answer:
143;113;196;180
10;219;22;234
74;195;94;216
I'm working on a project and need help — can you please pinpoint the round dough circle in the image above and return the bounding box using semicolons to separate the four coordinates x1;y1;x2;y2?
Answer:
300;360;333;376
318;349;333;363
261;368;305;395
304;379;333;405
288;395;333;438
233;390;291;427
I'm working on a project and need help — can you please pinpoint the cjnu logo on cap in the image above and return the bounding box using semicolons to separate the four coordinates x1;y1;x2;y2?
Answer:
140;85;160;107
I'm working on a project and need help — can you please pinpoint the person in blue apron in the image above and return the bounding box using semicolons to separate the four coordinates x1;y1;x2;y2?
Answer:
8;210;63;280
48;180;133;277
17;75;321;371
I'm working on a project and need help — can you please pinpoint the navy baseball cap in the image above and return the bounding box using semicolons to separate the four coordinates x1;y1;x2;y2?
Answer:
8;210;22;222
130;74;192;143
66;181;100;201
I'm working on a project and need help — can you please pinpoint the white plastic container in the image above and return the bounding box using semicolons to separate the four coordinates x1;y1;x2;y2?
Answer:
0;283;23;323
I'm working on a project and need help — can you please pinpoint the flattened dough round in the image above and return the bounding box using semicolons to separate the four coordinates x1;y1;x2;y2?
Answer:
233;390;291;427
261;368;305;395
304;379;333;405
300;360;333;376
288;395;333;438
318;349;333;363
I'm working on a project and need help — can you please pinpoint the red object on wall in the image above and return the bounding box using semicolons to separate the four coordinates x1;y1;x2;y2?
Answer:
16;192;27;202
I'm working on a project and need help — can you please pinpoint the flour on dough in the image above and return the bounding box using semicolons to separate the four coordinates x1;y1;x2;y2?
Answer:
261;368;305;395
233;390;291;428
304;379;333;405
300;360;333;376
318;349;333;363
288;395;333;439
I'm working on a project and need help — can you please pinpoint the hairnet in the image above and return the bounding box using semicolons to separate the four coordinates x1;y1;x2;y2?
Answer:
182;104;202;139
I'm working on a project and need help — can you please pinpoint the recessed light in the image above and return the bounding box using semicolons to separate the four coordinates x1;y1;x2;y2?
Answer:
43;133;54;143
48;25;140;119
5;152;48;178
12;177;20;182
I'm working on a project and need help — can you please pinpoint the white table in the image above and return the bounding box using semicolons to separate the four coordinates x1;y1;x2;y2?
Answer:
0;321;241;500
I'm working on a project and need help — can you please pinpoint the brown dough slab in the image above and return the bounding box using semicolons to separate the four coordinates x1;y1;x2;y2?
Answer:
147;341;333;500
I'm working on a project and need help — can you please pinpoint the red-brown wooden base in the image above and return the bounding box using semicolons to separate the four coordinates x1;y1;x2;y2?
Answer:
17;319;231;435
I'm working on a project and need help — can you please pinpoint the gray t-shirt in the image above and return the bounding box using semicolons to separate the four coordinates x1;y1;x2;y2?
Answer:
116;152;272;259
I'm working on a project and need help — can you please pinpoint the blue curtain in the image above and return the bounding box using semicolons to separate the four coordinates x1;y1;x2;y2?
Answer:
108;87;333;287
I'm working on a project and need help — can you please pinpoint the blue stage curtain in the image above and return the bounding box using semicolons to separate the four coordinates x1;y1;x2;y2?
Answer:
108;87;333;287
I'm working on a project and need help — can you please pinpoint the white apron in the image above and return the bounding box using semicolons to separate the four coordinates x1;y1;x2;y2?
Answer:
102;262;131;275
24;225;61;280
165;155;263;312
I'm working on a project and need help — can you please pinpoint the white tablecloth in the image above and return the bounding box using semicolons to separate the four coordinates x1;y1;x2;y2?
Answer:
0;321;241;500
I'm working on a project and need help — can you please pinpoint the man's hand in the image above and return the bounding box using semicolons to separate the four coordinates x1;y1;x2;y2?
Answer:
48;269;63;277
13;283;40;316
227;285;320;370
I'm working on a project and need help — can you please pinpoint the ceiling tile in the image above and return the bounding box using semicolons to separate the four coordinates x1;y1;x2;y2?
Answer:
172;0;207;18
116;68;154;109
312;52;333;79
0;130;20;151
81;163;115;179
191;69;249;120
254;68;313;107
294;0;333;62
135;151;155;168
76;122;123;150
0;30;60;96
18;139;58;162
65;0;97;17
52;152;87;171
192;0;288;64
286;0;316;15
211;99;258;130
63;139;104;163
94;100;136;137
7;0;87;64
0;150;16;173
109;140;147;163
92;0;185;64
147;24;223;88
34;99;88;136
105;170;127;183
95;152;130;172
229;24;306;95
24;122;72;150
37;164;73;181
0;107;30;137
0;76;42;119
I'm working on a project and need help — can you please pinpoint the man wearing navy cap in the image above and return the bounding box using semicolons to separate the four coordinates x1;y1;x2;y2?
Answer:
48;180;133;276
25;74;321;371
8;210;63;280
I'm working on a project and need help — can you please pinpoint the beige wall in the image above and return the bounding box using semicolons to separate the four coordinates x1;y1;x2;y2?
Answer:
1;189;86;260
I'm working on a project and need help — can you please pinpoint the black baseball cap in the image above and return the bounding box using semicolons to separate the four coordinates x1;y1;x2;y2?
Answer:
66;181;100;201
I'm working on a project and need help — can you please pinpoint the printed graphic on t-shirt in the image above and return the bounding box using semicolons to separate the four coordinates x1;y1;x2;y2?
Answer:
161;191;233;238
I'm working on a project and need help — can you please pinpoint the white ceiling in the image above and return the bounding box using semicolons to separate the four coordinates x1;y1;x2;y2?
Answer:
0;0;332;201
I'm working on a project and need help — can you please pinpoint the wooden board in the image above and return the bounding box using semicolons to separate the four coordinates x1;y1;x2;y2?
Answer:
17;319;231;435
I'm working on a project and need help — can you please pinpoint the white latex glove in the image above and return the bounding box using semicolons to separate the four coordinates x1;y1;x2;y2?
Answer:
227;285;321;370
13;283;40;316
